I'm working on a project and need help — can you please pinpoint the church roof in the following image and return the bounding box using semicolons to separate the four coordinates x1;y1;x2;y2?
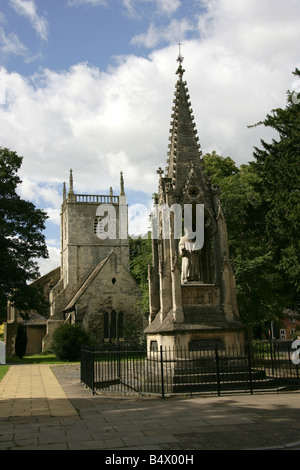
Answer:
23;313;47;325
63;256;109;312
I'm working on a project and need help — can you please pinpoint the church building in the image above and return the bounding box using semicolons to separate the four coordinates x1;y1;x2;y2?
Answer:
42;170;143;350
6;171;142;354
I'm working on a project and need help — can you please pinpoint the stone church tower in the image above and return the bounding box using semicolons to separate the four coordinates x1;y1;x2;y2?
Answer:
144;54;244;350
43;171;142;350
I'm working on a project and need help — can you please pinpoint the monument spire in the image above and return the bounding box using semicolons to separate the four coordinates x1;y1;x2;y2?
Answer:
145;51;243;352
167;52;202;196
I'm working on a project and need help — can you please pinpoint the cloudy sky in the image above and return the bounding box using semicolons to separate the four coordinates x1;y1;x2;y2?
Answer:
1;0;299;275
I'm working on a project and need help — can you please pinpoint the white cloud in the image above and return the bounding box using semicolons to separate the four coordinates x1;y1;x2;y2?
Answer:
44;207;61;226
0;26;28;56
197;0;300;67
131;18;194;48
17;178;59;203
17;178;62;221
36;242;60;276
122;0;181;18
0;12;7;24
0;59;170;195
0;28;297;200
154;0;181;15
9;0;48;40
1;0;300;272
67;0;107;6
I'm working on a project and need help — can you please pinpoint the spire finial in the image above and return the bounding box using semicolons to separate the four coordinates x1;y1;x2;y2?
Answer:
120;171;125;195
69;169;74;194
176;42;185;78
177;42;183;61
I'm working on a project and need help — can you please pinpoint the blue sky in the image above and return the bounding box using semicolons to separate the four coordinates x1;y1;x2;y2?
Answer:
1;0;300;275
1;0;202;74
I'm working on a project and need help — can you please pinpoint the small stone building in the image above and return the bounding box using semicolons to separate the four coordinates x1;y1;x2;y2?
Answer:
5;267;60;356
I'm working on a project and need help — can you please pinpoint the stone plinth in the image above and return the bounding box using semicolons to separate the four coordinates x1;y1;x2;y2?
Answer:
181;283;220;306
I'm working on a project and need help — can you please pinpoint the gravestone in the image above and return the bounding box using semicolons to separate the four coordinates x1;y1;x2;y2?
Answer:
0;340;6;365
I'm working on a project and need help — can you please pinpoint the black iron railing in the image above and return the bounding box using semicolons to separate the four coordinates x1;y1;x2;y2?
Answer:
80;341;300;397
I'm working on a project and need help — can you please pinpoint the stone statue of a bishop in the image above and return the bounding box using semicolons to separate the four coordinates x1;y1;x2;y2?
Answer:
179;229;202;283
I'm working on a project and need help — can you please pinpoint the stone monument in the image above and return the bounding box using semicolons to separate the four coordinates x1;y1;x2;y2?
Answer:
144;53;244;352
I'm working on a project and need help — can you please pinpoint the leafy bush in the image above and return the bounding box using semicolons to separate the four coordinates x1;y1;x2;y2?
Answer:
51;324;93;361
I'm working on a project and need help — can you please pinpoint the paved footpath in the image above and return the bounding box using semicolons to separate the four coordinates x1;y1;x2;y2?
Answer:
0;363;300;451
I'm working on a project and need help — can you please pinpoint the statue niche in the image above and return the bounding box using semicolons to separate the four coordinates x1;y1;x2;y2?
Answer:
179;230;202;283
179;214;214;285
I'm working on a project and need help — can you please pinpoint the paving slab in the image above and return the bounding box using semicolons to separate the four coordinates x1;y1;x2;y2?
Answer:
0;364;77;419
1;363;300;452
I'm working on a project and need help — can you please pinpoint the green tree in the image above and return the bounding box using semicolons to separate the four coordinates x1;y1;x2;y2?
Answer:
203;70;300;338
250;68;300;300
129;234;152;315
0;147;49;321
202;150;239;181
51;324;93;361
203;153;287;337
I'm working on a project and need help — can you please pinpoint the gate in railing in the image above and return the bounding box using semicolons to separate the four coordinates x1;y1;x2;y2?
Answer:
80;341;300;397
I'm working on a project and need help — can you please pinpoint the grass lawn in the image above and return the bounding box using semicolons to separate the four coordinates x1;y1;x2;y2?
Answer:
0;365;10;381
6;354;79;365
